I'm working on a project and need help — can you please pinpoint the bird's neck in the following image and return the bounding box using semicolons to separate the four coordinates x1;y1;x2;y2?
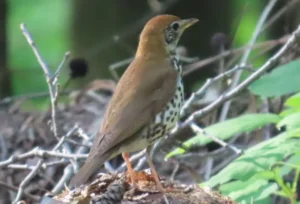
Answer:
170;55;182;76
136;35;169;59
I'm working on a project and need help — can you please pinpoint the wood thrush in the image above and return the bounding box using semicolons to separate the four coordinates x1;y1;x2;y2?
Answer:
69;14;198;190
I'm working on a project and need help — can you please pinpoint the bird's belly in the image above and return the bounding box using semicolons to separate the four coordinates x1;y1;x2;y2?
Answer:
116;81;184;154
118;135;149;153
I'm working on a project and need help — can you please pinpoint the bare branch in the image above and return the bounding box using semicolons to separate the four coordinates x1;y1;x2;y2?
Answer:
180;64;253;117
13;160;43;203
0;181;39;202
190;122;242;155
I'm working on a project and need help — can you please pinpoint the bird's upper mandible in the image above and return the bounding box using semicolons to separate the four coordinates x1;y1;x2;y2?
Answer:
136;15;199;57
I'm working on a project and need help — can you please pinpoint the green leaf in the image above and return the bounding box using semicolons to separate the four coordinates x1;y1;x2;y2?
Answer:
249;60;300;97
219;178;277;203
279;152;300;177
285;93;300;108
256;170;276;180
203;128;300;188
166;114;280;158
279;108;300;117
277;112;300;130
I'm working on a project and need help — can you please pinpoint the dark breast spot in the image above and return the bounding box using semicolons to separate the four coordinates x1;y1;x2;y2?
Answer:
171;98;176;106
154;129;162;135
166;116;170;121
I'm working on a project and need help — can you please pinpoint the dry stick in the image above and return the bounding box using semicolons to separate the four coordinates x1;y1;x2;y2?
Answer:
50;132;94;194
0;148;87;168
13;160;43;203
176;146;229;160
0;125;88;169
260;0;300;34
219;0;278;121
7;160;68;171
20;24;70;140
182;36;288;76
0;134;7;161
170;24;300;137
15;24;75;203
180;64;252;117
50;127;97;194
190;122;242;154
0;181;39;202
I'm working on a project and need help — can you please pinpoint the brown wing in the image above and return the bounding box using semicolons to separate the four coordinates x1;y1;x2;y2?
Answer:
89;56;177;159
69;56;178;187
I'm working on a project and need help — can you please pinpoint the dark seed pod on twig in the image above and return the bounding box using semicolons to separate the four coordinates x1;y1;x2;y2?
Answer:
210;32;230;52
68;58;89;78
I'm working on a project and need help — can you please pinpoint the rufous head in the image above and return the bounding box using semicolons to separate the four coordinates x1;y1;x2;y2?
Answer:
136;15;198;57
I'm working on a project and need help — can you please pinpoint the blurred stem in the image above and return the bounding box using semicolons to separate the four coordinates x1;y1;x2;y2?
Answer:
0;0;10;97
219;0;277;121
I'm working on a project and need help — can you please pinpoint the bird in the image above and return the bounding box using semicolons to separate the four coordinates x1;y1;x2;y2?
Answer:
69;14;198;191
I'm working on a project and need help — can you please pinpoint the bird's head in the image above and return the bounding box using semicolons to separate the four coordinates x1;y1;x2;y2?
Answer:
136;15;198;58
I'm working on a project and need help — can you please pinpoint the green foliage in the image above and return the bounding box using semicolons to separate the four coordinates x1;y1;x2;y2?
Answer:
198;92;300;203
166;113;280;158
249;60;300;97
167;88;300;203
202;129;300;203
218;177;277;204
280;93;300;117
277;112;300;130
285;93;300;109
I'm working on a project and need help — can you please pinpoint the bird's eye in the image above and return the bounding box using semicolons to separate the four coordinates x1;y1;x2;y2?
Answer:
171;22;179;31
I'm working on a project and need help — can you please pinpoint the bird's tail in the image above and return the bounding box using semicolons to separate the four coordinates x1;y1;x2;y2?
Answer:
69;153;110;188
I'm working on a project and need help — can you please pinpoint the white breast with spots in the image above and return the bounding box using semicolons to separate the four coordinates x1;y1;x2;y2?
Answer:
146;55;184;144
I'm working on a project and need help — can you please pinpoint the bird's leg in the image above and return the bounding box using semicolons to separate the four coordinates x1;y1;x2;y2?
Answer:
145;147;165;192
122;152;138;188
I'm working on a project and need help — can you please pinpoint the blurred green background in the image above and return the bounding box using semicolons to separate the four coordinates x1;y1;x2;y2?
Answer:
2;0;299;99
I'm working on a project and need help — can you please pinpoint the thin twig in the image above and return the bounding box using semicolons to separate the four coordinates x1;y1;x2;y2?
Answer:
20;24;70;140
0;181;39;202
190;122;242;155
54;52;70;77
6;160;68;170
180;64;252;117
183;36;288;76
13;160;43;203
20;24;51;78
260;0;300;34
219;0;278;121
0;148;87;169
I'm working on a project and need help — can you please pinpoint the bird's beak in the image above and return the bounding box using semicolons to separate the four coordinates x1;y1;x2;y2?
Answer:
179;18;199;30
